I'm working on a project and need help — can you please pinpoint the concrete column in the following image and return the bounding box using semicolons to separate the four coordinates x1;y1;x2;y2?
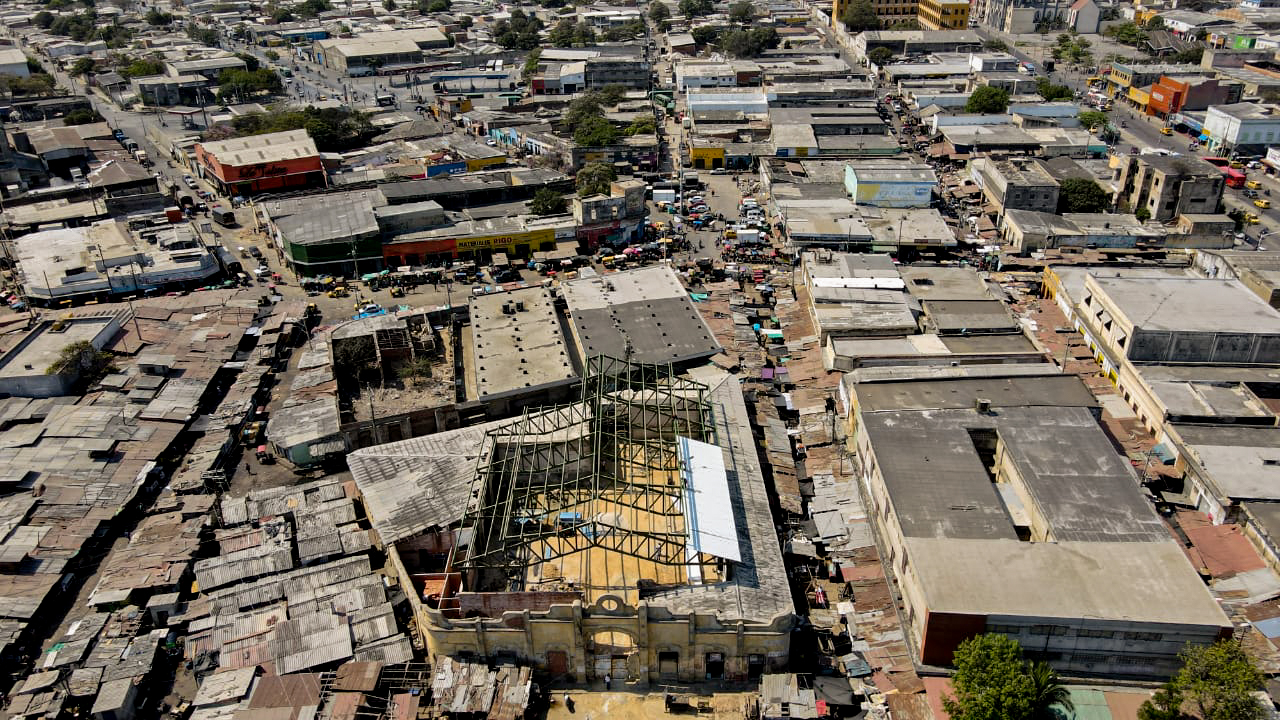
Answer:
635;603;651;687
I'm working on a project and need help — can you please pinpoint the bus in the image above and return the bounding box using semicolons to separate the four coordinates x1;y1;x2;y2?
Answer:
1205;157;1247;187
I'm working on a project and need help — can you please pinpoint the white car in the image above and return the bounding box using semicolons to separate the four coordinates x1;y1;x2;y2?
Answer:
710;168;728;175
691;204;710;213
183;175;197;188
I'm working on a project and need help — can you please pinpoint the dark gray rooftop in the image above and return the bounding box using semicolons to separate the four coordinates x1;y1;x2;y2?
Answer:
923;299;1018;332
562;265;721;365
855;373;1098;412
861;404;1168;542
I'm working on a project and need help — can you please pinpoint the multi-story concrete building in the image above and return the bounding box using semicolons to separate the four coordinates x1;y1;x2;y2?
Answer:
918;0;971;29
1204;102;1280;155
834;0;920;25
969;157;1062;218
846;371;1233;678
1110;153;1224;221
1147;75;1243;119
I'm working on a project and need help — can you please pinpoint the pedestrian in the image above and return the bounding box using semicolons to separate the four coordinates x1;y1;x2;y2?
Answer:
604;673;611;690
245;462;254;475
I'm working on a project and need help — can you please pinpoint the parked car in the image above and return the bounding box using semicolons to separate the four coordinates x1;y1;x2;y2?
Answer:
710;168;728;175
183;175;197;189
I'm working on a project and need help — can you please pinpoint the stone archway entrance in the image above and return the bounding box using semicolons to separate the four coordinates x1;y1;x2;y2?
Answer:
590;630;636;681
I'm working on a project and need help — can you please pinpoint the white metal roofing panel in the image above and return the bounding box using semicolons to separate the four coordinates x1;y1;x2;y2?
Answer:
677;436;742;563
811;277;906;290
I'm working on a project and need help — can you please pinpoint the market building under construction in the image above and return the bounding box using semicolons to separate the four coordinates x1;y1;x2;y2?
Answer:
349;357;793;684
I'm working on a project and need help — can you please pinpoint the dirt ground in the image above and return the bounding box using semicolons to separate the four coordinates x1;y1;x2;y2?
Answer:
544;689;756;720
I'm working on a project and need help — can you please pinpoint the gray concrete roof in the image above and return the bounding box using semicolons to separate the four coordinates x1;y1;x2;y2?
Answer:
1091;277;1280;334
1172;424;1280;501
470;287;576;399
562;265;720;365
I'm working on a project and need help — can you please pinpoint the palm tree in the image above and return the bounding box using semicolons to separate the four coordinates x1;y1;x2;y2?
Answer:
1029;661;1075;720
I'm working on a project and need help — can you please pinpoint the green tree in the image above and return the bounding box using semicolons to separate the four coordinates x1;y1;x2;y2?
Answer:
384;0;396;9
216;67;283;101
47;340;116;386
1029;661;1074;720
1139;683;1188;720
573;115;618;146
122;57;165;78
144;8;173;24
678;0;713;16
70;57;96;76
63;108;105;125
529;187;567;215
187;24;220;45
719;26;779;58
596;84;627;105
492;9;542;50
264;49;280;61
1058;177;1110;213
34;11;55;28
965;86;1009;113
1173;46;1204;64
691;25;718;45
235;52;260;71
522;48;541;82
649;2;670;20
576;160;616;196
565;93;604;127
1146;15;1165;29
1174;641;1265;720
841;0;880;32
549;18;596;47
868;46;894;65
1135;206;1152;222
728;0;753;22
983;39;1007;51
396;354;434;386
1104;22;1147;46
1079;110;1107;129
296;0;330;16
334;335;376;375
625;115;655;135
943;635;1036;720
1036;78;1074;101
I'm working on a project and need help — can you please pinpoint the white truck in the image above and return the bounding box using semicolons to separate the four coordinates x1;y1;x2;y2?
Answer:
653;189;677;205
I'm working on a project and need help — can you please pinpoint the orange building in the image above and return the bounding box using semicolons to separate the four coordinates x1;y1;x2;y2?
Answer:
194;129;325;197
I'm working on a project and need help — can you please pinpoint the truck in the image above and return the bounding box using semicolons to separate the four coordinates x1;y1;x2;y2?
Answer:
133;149;149;166
653;189;677;205
736;228;761;244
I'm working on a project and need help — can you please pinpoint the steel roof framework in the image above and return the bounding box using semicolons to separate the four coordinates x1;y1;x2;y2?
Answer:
452;356;716;585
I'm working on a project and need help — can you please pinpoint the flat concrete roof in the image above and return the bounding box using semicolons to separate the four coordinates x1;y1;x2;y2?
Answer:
1172;424;1280;501
855;373;1098;413
470;287;576;399
901;266;994;301
1090;277;1280;334
562;265;720;365
0;318;114;379
923;299;1017;332
908;536;1230;627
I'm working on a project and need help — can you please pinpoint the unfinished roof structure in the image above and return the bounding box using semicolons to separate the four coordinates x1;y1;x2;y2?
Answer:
351;359;791;684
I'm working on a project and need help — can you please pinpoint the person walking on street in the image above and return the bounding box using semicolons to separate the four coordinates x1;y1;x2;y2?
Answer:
604;673;611;691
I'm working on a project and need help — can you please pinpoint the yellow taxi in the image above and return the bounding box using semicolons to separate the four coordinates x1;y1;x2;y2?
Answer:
1159;127;1173;136
1089;125;1100;134
1247;180;1263;190
1256;199;1272;209
1245;212;1261;224
1231;160;1246;169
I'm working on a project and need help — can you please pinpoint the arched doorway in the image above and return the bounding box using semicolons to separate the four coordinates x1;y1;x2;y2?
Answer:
589;630;636;681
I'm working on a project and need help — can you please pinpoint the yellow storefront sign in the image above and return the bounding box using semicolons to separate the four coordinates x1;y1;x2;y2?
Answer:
456;228;556;252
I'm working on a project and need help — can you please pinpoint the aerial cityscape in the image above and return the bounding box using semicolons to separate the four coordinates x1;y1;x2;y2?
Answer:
0;0;1280;717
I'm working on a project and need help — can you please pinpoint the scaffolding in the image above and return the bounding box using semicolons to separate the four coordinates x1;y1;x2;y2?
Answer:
451;356;717;590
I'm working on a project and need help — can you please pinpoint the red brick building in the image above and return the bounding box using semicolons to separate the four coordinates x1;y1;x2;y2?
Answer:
194;129;325;197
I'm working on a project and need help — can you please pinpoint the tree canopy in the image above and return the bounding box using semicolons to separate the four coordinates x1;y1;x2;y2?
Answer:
228;106;375;152
720;26;779;58
217;68;283;101
549;18;596;47
965;86;1009;114
1036;78;1074;101
841;0;880;33
679;0;713;16
1173;640;1265;720
1058;177;1111;213
943;635;1075;720
529;187;567;215
47;340;116;387
576;161;616;196
868;46;894;66
144;8;173;25
1078;110;1108;130
493;10;543;50
649;2;671;20
728;0;754;23
1104;22;1147;46
121;57;165;78
573;115;618;146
